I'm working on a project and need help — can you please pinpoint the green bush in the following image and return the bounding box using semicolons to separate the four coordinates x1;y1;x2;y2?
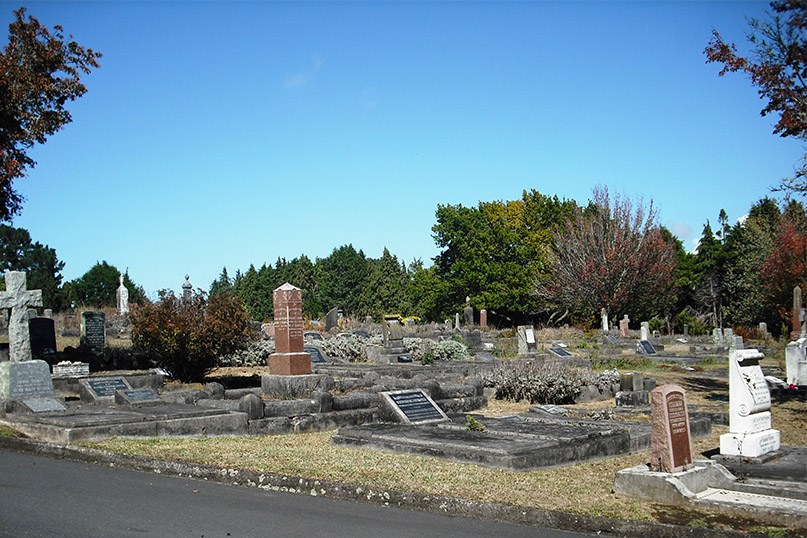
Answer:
465;415;486;432
648;317;664;332
132;290;253;382
320;334;372;362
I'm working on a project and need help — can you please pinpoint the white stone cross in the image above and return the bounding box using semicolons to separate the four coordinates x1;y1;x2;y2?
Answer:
0;271;43;362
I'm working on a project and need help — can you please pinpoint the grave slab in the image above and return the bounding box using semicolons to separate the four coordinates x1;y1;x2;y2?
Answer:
380;389;450;424
78;377;132;403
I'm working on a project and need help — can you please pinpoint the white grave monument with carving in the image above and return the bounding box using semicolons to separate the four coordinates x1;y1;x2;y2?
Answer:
786;337;807;387
720;348;780;457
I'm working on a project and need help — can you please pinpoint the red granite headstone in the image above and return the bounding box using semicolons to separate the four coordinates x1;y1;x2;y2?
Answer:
267;283;311;375
650;384;693;473
480;309;487;328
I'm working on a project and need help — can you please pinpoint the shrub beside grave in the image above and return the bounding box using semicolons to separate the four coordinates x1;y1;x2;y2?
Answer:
131;290;252;382
320;333;371;362
426;339;470;361
484;362;618;404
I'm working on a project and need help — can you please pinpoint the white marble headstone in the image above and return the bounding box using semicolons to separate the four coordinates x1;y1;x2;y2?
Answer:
720;348;780;457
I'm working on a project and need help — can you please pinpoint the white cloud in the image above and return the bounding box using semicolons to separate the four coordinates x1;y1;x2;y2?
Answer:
283;56;322;89
667;222;693;241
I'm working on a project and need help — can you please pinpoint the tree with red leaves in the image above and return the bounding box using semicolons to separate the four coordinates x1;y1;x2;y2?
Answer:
0;8;101;221
705;1;807;194
759;201;807;326
539;187;678;325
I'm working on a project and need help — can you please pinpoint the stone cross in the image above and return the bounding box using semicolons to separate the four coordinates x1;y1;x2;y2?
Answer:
0;272;43;362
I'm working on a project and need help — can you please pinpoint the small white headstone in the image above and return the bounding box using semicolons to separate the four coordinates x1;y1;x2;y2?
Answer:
786;338;807;387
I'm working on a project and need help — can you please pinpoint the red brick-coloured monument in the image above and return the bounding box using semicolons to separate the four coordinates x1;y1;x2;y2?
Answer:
267;283;311;375
650;384;693;473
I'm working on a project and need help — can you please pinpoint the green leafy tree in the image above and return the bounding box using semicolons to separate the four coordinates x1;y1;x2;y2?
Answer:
0;8;102;221
69;261;144;308
0;224;64;309
131;289;252;382
432;189;577;323
315;244;370;317
209;266;232;296
363;247;411;318
705;1;807;195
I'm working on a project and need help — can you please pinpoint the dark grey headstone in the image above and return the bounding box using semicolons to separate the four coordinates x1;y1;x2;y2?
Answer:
115;388;160;406
29;317;57;358
638;340;657;355
304;346;327;363
605;335;619;346
81;311;106;349
79;377;132;402
325;307;339;332
548;347;572;357
381;389;450;424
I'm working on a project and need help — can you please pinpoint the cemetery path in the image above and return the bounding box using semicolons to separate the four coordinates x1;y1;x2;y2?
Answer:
0;448;590;538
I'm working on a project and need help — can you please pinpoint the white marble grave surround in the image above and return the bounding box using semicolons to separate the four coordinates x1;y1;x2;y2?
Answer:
786;337;807;387
720;348;781;457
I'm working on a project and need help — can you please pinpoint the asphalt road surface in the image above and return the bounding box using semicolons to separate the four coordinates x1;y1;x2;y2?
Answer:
0;448;593;537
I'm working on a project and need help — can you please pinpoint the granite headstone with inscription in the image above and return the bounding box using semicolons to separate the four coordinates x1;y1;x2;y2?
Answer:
381;389;450;424
81;311;106;349
650;384;693;472
267;283;311;375
720;348;781;457
78;376;132;403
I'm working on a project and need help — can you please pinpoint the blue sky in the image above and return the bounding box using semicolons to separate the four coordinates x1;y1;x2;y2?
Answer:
2;1;803;297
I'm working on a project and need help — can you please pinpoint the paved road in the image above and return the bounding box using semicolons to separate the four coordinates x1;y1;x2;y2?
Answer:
0;449;591;537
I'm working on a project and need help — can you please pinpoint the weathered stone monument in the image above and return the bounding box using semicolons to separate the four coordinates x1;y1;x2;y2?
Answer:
267;283;311;375
650;384;693;472
454;312;460;331
0;272;64;413
794;286;805;339
619;314;629;337
720;349;780;457
182;274;193;302
325;307;339;333
786;337;807;387
640;322;649;341
80;311;106;349
517;325;538;355
116;274;129;317
601;308;608;333
480;309;487;328
369;314;408;364
0;271;42;362
463;297;473;326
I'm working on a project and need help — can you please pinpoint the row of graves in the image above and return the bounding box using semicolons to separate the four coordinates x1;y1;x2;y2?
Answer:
1;271;806;528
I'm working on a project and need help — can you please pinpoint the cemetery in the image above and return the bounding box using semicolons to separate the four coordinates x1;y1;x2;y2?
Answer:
0;271;806;537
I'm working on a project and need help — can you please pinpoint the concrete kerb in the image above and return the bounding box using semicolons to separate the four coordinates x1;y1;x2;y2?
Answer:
0;435;762;538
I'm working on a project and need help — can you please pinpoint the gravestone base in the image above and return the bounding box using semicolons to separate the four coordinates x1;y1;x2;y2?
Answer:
268;352;312;375
367;346;408;364
720;429;781;458
6;397;66;414
261;373;334;399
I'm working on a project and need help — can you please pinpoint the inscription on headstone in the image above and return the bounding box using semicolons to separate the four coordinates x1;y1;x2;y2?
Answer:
78;376;132;403
81;311;106;349
382;389;450;424
548;347;572;357
637;340;656;355
267;283;311;375
115;388;160;406
651;384;693;472
3;361;54;400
